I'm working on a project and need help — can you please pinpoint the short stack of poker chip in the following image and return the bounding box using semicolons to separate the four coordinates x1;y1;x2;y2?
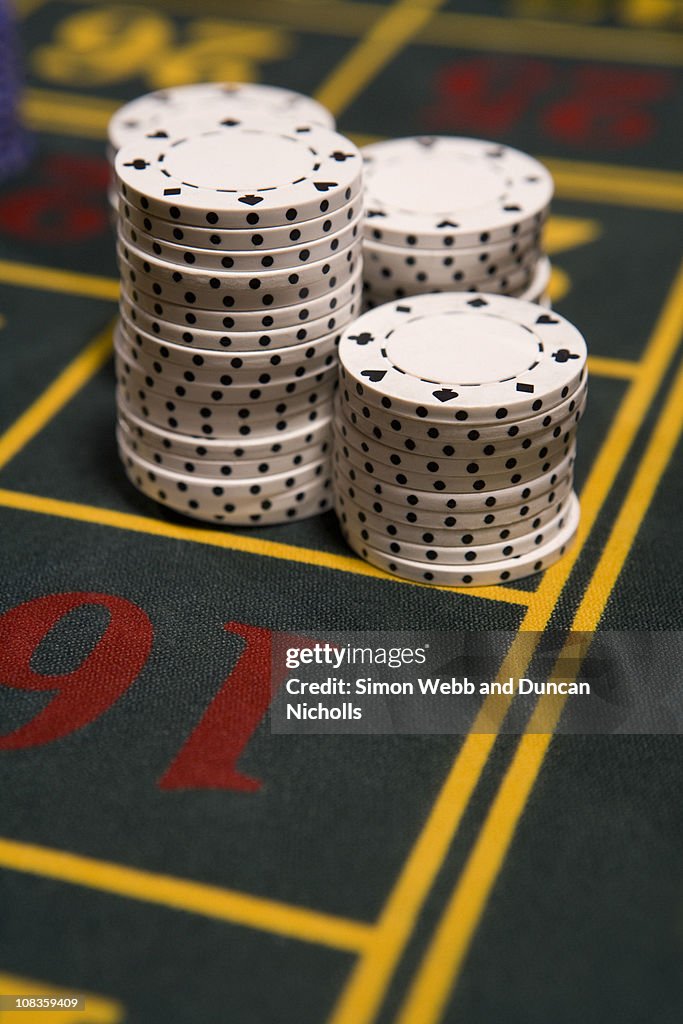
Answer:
334;292;587;587
106;82;336;218
0;0;32;183
113;116;364;525
361;137;553;308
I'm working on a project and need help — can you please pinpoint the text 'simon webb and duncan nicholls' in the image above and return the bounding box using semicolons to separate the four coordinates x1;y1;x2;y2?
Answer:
270;634;683;735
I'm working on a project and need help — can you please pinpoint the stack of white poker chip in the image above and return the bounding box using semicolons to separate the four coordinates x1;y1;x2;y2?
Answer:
113;116;364;525
334;293;587;587
106;82;336;216
361;137;553;308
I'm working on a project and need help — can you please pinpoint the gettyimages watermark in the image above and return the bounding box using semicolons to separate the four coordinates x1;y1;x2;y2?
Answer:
270;631;683;735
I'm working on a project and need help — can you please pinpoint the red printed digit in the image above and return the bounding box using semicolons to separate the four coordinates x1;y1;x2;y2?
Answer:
0;185;107;242
0;155;110;242
0;592;153;749
159;621;292;793
543;66;675;148
425;56;555;134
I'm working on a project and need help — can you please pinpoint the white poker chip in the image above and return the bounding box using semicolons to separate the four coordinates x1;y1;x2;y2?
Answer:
363;230;542;286
335;468;574;532
362;136;552;249
108;82;335;154
118;416;330;481
117;237;360;305
334;420;576;487
340;500;572;566
122;268;362;330
334;447;575;514
340;492;579;587
118;397;332;461
334;440;573;495
117;377;336;438
118;428;330;499
335;482;571;546
339;293;587;425
362;252;536;301
335;399;580;465
518;255;552;303
119;213;362;272
115;341;337;406
121;195;361;251
120;290;357;352
340;377;587;447
115;122;363;229
121;444;333;525
119;312;339;375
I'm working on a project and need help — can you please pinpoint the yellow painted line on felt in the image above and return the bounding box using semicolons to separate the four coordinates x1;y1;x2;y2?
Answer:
330;262;683;1024
543;157;683;212
0;489;531;606
0;260;119;301
572;357;683;632
347;143;683;212
521;257;683;631
17;87;683;214
418;11;683;64
587;355;639;379
0;323;114;472
396;354;683;1024
543;215;601;255
315;0;448;117
23;88;119;139
54;0;683;65
0;837;372;953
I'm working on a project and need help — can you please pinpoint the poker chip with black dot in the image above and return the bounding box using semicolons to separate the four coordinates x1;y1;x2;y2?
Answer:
111;104;363;525
360;136;553;307
334;292;588;586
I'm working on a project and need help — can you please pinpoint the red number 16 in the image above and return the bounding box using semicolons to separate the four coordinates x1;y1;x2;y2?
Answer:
0;592;288;792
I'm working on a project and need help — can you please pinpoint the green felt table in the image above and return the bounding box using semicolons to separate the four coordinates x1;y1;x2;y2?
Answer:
1;2;682;1022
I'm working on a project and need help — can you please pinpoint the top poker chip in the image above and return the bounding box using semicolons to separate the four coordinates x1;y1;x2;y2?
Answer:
362;136;553;248
108;82;335;153
115;120;363;229
338;293;587;425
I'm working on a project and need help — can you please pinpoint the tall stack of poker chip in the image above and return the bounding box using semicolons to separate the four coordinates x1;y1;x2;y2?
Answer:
361;137;553;308
334;293;587;586
0;0;32;183
106;83;336;217
113;117;364;525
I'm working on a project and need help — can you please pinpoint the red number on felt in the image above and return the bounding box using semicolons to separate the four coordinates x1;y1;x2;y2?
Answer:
543;66;675;147
426;56;555;135
0;592;153;749
159;621;291;794
0;599;292;792
424;58;674;151
0;155;109;243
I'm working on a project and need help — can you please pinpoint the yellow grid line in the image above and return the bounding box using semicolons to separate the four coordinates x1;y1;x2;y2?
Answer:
315;0;449;117
0;490;533;606
587;354;640;380
0;321;114;472
44;0;683;65
417;9;683;64
5;2;683;999
327;262;683;1023
0;259;119;301
0;837;373;953
396;347;683;1024
18;89;683;213
21;88;121;139
0;259;647;387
